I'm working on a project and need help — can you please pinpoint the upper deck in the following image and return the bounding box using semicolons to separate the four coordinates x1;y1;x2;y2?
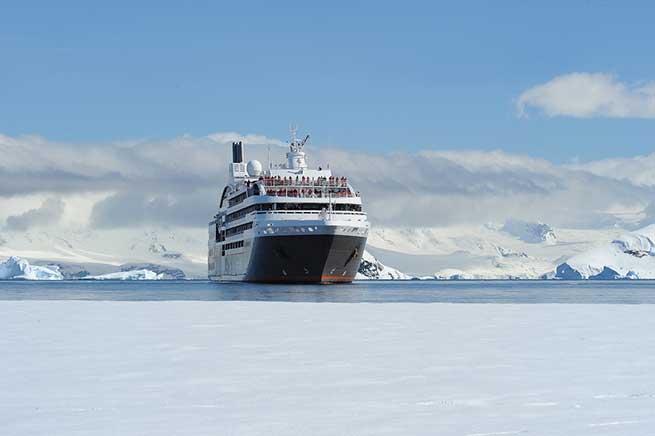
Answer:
213;128;367;224
259;175;358;197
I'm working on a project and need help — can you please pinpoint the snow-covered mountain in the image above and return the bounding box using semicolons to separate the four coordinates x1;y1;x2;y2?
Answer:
555;225;655;279
356;250;412;280
501;219;557;244
0;251;410;281
366;223;622;279
0;228;206;278
0;227;415;281
3;221;651;280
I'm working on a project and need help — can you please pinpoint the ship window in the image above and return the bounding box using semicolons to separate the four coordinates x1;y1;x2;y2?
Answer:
228;192;248;207
226;203;274;223
225;201;361;223
225;222;253;237
273;203;361;212
334;203;362;212
222;240;244;251
275;203;327;211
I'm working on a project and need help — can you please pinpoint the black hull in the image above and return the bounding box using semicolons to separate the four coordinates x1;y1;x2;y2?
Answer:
245;234;366;283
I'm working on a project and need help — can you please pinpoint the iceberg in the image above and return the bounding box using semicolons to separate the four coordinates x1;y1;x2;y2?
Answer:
119;263;186;280
0;256;63;280
84;269;165;280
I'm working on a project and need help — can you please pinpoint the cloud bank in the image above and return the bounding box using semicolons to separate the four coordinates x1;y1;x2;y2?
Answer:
4;198;65;231
1;132;654;230
517;73;655;118
570;153;655;187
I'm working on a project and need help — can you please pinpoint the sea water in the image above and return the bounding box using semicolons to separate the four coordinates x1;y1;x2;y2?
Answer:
2;279;655;303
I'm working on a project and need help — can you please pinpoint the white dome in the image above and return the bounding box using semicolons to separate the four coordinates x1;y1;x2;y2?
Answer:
246;159;263;177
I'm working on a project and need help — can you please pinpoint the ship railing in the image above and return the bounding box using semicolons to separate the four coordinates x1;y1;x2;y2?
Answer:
259;178;350;188
228;181;361;207
261;190;360;198
260;184;352;190
254;210;366;216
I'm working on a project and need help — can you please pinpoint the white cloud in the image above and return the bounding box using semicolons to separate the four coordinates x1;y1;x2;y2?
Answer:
571;152;655;187
207;132;286;147
517;73;655;118
321;148;651;228
1;132;654;230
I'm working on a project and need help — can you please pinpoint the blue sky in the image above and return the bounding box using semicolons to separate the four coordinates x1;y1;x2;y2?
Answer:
2;1;655;162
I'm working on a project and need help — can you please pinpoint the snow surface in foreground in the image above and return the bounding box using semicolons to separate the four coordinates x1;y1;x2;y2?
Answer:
2;301;655;435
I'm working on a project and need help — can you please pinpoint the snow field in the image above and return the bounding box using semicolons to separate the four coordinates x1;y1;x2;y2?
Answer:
2;302;655;435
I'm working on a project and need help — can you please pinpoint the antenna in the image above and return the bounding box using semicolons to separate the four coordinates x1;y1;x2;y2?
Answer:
289;124;298;145
267;144;271;169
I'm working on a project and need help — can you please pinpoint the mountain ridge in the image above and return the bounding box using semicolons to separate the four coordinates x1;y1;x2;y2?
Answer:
3;222;653;280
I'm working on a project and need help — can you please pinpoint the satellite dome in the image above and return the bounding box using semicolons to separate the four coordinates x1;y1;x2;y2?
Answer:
246;159;263;177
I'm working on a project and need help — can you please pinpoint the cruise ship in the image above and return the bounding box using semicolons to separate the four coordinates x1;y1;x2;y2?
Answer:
208;129;369;283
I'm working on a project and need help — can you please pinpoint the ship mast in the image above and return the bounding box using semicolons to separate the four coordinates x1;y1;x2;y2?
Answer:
286;125;309;170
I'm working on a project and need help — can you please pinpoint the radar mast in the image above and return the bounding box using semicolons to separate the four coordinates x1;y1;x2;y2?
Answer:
286;125;309;169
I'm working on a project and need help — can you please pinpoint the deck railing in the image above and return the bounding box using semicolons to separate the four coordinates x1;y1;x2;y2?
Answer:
254;210;366;216
262;188;358;198
230;177;361;206
259;177;349;188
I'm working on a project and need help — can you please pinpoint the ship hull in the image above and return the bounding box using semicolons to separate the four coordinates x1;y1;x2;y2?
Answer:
248;234;366;283
210;234;367;284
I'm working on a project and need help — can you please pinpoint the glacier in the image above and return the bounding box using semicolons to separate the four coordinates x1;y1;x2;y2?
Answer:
366;224;582;279
83;269;166;280
0;256;63;280
0;256;173;281
555;225;655;279
365;224;642;280
118;263;186;280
